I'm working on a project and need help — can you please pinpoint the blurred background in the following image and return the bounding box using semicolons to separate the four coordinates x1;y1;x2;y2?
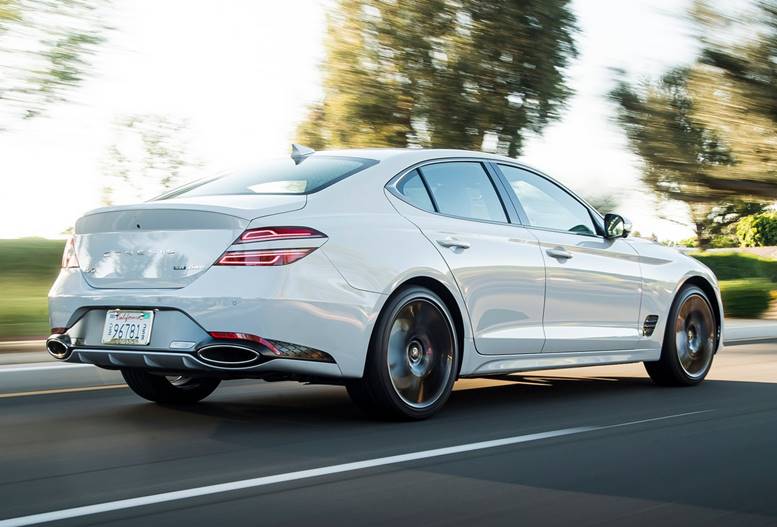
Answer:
2;0;777;339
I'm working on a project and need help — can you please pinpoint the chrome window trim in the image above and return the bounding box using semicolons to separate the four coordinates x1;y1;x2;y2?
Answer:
386;156;607;238
385;157;519;227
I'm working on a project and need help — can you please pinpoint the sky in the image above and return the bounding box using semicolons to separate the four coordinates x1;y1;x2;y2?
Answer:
0;0;705;240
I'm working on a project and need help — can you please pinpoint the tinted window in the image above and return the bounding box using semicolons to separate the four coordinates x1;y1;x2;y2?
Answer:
499;165;595;235
396;170;434;212
158;156;377;198
421;162;507;222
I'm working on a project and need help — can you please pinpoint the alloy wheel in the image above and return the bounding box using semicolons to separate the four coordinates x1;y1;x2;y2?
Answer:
386;298;455;409
673;294;716;379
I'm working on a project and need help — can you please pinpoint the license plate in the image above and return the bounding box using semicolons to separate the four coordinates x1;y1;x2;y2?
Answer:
101;310;154;345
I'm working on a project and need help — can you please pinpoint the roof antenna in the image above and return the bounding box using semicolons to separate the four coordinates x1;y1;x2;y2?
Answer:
291;143;315;165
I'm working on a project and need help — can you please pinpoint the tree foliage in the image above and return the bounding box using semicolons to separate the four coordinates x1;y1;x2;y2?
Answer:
610;67;737;206
736;211;777;247
298;0;578;156
693;201;766;249
610;1;777;247
0;0;110;130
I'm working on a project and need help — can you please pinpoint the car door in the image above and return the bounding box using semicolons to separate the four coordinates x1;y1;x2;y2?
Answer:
496;164;642;353
388;161;546;355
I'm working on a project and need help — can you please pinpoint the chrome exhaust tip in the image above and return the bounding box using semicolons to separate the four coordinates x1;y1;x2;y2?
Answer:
46;334;72;360
196;345;262;368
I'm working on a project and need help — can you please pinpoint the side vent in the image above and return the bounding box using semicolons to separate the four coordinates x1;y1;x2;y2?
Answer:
643;315;659;336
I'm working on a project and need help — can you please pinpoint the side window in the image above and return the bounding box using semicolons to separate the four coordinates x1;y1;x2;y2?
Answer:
421;162;507;223
396;170;435;212
499;165;595;235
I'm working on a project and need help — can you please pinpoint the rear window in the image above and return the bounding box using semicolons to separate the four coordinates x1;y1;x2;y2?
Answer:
158;156;378;199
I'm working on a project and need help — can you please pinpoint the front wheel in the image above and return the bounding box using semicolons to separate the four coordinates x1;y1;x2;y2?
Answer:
645;285;718;386
347;286;459;420
121;369;221;404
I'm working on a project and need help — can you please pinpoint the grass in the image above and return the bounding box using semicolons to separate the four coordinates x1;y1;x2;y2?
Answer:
692;251;777;282
718;278;774;319
0;238;64;338
691;251;777;318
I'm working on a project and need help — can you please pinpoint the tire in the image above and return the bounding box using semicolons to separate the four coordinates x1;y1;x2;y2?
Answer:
121;369;221;404
645;285;718;386
347;286;459;420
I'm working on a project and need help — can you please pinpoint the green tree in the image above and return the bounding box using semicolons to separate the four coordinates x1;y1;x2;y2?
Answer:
0;0;110;130
610;1;777;248
298;0;578;156
736;211;777;247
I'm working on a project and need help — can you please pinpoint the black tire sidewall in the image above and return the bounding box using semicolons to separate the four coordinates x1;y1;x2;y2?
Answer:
367;286;459;419
122;369;220;403
661;285;717;385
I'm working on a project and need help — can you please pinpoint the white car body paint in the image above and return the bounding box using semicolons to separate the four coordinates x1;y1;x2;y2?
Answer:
48;148;723;381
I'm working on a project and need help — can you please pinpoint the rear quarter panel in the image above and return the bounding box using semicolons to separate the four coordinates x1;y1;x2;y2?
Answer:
250;158;478;375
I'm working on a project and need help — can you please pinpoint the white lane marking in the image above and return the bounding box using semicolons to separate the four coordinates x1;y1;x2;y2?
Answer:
0;363;92;373
0;340;45;347
0;410;712;527
0;384;127;399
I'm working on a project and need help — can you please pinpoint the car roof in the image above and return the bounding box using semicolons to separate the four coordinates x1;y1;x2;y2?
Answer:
310;147;520;165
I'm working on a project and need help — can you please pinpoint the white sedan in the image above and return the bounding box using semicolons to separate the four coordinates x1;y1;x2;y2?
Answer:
47;146;723;419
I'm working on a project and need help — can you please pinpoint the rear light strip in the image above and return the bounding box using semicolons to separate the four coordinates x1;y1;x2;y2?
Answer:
209;332;279;354
216;248;313;266
208;332;335;362
238;226;325;243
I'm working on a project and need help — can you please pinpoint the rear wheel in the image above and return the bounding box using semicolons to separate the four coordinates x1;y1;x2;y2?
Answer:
645;285;718;386
347;286;459;420
121;369;221;404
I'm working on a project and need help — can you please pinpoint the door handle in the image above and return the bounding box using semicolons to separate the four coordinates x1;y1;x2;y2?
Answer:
437;238;471;250
546;247;573;259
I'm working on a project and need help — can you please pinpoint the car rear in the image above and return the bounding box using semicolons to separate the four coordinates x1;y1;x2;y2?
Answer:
47;154;384;381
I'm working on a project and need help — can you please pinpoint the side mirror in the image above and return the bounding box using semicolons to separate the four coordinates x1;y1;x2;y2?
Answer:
604;213;631;239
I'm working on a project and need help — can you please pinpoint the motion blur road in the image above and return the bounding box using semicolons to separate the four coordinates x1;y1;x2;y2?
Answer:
1;342;777;526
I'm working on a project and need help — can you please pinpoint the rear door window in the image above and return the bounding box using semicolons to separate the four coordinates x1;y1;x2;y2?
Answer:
421;162;507;223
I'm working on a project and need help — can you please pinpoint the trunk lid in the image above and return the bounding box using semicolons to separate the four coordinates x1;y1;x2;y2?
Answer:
74;195;305;289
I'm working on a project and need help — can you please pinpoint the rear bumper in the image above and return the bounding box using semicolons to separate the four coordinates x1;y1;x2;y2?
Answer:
48;250;386;378
45;306;344;379
60;347;343;380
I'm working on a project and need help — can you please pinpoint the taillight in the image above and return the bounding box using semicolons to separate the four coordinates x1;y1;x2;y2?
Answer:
238;226;325;243
217;226;325;266
216;248;314;266
61;237;79;269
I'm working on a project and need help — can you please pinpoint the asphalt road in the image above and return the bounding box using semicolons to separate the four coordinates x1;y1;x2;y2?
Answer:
1;343;777;526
